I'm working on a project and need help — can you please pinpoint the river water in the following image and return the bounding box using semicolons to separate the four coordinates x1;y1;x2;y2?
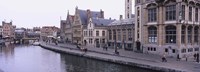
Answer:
0;45;159;72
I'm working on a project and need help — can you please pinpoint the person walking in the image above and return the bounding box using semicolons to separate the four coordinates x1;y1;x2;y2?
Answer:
197;53;199;63
194;53;197;60
162;53;167;62
177;54;180;61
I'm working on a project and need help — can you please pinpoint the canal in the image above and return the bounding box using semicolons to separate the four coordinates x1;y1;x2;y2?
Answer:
0;45;159;72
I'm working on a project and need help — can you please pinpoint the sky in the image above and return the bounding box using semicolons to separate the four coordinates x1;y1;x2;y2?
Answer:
0;0;135;28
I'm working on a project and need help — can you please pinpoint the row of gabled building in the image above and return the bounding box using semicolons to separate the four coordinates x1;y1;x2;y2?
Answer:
60;7;135;50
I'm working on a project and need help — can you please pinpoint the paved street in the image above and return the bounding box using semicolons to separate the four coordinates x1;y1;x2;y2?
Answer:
43;42;200;72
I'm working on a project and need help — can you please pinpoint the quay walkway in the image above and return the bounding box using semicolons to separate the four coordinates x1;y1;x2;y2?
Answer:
40;42;200;72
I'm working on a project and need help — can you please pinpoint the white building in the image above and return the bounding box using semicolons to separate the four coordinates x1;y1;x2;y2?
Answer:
83;17;115;48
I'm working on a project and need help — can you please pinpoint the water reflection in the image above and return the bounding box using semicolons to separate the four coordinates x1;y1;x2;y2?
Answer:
0;45;159;72
61;54;158;72
0;44;15;58
0;45;64;72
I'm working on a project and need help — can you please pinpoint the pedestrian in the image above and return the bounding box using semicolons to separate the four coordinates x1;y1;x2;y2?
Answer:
197;53;199;63
105;46;108;51
162;53;167;62
177;54;180;61
194;53;197;60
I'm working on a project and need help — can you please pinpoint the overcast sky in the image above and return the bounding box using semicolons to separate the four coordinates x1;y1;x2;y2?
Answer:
0;0;135;28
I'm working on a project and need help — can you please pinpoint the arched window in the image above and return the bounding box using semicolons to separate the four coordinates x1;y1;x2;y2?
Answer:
188;26;192;43
166;25;176;43
148;26;157;43
165;0;176;21
147;3;157;22
194;26;199;43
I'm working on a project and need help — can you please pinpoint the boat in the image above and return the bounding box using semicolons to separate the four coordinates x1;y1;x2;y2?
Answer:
32;41;40;46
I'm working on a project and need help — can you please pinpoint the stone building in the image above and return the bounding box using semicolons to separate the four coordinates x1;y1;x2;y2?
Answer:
107;16;135;50
40;26;59;41
135;0;200;58
0;26;3;38
60;11;74;43
2;21;15;39
72;7;104;44
60;20;67;42
83;17;115;48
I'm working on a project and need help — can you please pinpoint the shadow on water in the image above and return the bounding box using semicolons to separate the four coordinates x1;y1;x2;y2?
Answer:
60;53;161;72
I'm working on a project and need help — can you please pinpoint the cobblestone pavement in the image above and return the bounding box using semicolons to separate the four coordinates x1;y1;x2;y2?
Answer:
43;42;200;72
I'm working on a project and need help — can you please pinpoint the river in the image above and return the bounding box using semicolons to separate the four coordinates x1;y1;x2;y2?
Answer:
0;44;159;72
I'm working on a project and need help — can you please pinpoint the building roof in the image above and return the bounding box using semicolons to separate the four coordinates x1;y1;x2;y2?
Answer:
91;17;115;26
108;16;135;26
78;9;102;25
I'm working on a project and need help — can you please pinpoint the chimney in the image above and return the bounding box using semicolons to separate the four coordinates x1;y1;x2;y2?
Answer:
119;15;123;20
100;9;104;18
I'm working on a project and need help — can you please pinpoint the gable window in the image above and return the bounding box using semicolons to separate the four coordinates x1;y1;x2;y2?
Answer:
166;5;176;21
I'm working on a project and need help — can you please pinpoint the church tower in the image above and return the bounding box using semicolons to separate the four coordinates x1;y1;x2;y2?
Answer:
125;0;132;19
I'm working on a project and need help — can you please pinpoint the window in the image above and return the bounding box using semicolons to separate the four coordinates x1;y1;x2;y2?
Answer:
195;48;199;51
84;31;87;36
127;44;132;48
113;30;116;40
117;29;121;41
182;5;185;20
194;27;199;43
181;49;186;53
102;39;105;43
172;49;175;53
195;8;198;22
91;30;93;36
188;48;193;52
96;31;99;36
166;5;176;21
102;31;105;36
122;29;126;41
148;47;150;51
128;29;132;41
148;8;157;22
166;25;176;43
189;7;192;21
181;26;185;43
109;30;112;40
188;26;192;43
148;26;157;43
136;0;140;3
165;48;168;52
